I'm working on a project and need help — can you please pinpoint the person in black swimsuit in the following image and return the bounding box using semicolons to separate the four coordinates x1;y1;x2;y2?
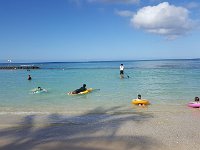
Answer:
28;75;32;80
71;84;87;94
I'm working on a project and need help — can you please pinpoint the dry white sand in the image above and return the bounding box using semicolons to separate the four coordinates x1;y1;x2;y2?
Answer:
0;105;200;150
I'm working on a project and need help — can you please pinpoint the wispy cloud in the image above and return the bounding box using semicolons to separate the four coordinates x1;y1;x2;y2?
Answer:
88;0;140;4
185;2;200;9
115;10;134;17
131;2;197;39
68;0;82;7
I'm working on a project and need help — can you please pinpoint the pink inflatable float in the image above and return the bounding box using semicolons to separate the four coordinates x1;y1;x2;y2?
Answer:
188;102;200;108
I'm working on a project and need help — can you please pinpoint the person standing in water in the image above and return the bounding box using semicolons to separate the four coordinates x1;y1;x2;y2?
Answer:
28;75;32;80
120;64;124;78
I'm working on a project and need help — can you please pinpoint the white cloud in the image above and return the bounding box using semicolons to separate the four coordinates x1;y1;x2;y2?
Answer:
131;2;196;39
115;10;134;17
88;0;139;4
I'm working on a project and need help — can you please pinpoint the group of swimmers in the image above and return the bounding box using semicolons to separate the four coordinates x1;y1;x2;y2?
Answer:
27;64;127;94
27;64;200;104
28;73;87;94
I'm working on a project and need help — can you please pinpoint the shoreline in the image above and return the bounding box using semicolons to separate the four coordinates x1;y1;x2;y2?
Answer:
0;105;200;150
0;103;196;115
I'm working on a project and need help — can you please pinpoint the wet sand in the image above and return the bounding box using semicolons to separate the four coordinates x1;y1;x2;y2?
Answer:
0;105;200;150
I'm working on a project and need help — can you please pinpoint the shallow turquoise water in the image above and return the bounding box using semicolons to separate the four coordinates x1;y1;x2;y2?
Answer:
0;60;200;114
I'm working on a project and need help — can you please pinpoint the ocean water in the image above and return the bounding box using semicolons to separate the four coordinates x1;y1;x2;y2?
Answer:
0;60;200;114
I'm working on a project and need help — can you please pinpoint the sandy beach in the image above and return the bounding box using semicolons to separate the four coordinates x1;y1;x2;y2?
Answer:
0;105;200;150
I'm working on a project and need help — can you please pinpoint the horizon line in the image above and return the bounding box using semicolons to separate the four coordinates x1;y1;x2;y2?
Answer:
0;58;200;64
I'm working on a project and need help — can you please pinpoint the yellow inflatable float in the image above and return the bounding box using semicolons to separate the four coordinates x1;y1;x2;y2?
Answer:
132;99;150;105
68;88;93;95
79;88;93;94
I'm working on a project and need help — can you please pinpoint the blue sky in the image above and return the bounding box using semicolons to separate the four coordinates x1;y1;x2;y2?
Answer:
0;0;200;62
